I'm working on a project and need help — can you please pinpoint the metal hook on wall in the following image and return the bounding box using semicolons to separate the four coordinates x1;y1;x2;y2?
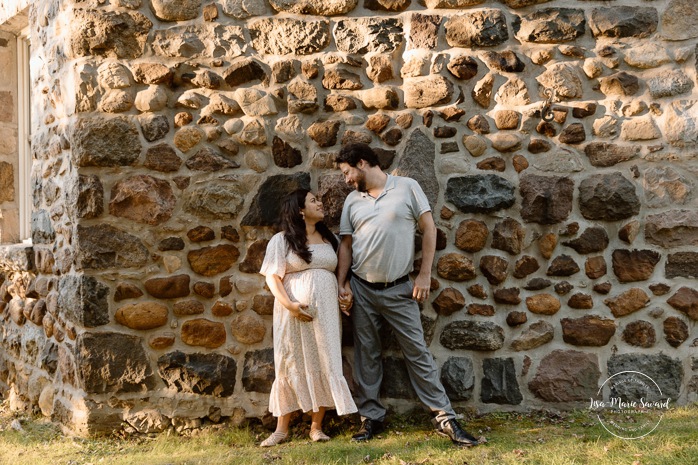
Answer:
541;88;556;122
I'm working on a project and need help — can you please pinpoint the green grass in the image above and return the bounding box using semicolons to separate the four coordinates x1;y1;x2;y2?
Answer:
1;403;696;465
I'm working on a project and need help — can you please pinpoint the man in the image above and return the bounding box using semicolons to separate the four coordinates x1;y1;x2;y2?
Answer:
336;142;479;447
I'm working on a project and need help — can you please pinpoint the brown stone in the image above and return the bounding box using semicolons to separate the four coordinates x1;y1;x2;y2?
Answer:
114;282;144;302
520;175;574;225
144;144;183;172
187;226;215;242
220;276;233;297
622;320;656;348
149;332;176;350
585;256;607;279
409;13;442;50
322;69;363;90
604;288;650;317
512;154;529;173
513;255;539;279
437;253;477;281
144;275;190;299
568;293;593;310
432;288;465;316
221;226;240;242
109;175;176;226
506;311;527;327
649;283;671;296
132;63;173;85
494;110;520;130
467;114;490;134
619;220;641;244
476;157;506;172
173;300;205;316
308;120;341;147
511;320;554;352
467;303;495;316
562;227;609;254
479;255;509;285
663;316;689;347
185;147;240;171
539;233;557;259
252;295;274;315
558;123;586;144
555;281;573;296
536;121;556;137
446;55;478;79
547;255;580;277
193;282;216;298
528;350;601;402
561;315;616;346
380;128;403;146
666;287;698;320
492;218;525;255
324;95;357;112
526;294;561;315
239;239;269;274
212;300;234;317
181;319;226;348
493;288;521;305
174;126;204;152
454;220;488;253
115;302;169;330
528;138;552;154
467;284;487;299
594;282;612;294
188;244;240;277
611;249;661;283
231;312;266;344
366;114;391;133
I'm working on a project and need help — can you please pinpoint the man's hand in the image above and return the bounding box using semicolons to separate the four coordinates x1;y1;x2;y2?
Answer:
412;274;430;303
338;285;353;316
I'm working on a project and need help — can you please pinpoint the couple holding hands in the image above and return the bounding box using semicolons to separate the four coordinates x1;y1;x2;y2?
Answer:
259;143;480;448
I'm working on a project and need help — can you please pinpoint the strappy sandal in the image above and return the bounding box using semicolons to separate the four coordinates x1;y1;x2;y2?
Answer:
260;431;288;447
310;429;330;442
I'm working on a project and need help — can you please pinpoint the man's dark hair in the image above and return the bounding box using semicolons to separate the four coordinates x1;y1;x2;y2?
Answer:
336;142;379;167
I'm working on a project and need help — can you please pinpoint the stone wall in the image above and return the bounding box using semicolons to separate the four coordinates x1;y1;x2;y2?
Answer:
0;0;697;435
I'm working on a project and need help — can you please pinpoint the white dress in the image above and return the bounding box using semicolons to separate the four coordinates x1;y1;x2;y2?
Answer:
260;233;358;417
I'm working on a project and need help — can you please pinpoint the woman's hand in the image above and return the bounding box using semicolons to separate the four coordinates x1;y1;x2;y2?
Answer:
286;301;313;322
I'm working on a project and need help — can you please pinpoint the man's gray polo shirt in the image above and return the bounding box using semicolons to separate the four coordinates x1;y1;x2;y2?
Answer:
340;174;431;283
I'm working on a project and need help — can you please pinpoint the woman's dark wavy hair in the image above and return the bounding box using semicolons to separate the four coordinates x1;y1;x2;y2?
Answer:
279;189;338;263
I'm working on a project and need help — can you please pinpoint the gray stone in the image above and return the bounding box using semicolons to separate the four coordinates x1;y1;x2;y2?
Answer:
318;175;354;229
661;0;698;41
109;175;176;226
158;351;237;397
380;357;417;399
69;9;152;59
519;175;574;224
77;332;157;394
183;177;247;220
58;275;110;327
647;71;694;99
75;224;149;270
528;350;600;402
643;166;691;208
30;210;55;244
666;252;698;279
607;353;682;401
242;173;311;226
562;227;609;254
220;0;267;19
584;142;639;167
445;175;515;214
242;348;274;393
510;320;554;351
440;320;505;351
589;7;658;38
513;8;586;43
72;117;141;167
250;18;330;55
125;410;170;434
481;358;522;405
334;18;403;54
579;172;640;221
140;114;170;142
645;210;698;248
185;147;240;171
492;218;525;255
392;129;438;207
445;9;509;48
440;357;474;401
152;24;245;59
481;51;525;73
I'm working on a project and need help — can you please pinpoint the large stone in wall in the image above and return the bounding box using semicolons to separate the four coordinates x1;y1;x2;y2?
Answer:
152;24;245;59
242;348;274;393
268;0;357;15
239;239;269;274
31;210;55;244
392;129;438;207
604;288;650;317
445;175;515;214
661;0;698;41
188;244;240;277
69;174;104;220
665;252;698;279
481;358;522;405
404;75;453;109
440;321;505;351
437;253;477;281
409;13;442;50
158;351;237;397
599;72;639;97
492;218;525;255
69;9;152;58
519;174;574;224
145;275;191;299
75;224;149;270
510;320;554;351
58;275;110;328
115;302;169;330
444;9;508;48
318;175;353;229
536;63;583;99
512;8;585;43
530;148;583;173
334;18;403;54
667;287;698;321
108;175;176;226
647;71;694;99
77;332;157;394
72;117;141;167
183;177;247;220
242;173;311;226
643;166;691;208
607;353;682;401
150;0;201;21
578;172;640;221
221;0;267;19
589;7;658;38
250;18;330;55
528;350;600;402
561;315;616;346
440;356;474;401
583;142;639;168
611;249;661;283
645;210;698;248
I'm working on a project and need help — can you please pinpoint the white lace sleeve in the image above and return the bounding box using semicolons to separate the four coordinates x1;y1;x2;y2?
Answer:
259;233;287;280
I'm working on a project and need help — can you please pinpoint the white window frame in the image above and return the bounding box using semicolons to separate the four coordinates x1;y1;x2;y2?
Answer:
17;26;30;242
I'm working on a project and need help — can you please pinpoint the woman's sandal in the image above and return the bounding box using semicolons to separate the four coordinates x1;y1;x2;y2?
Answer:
260;431;288;447
310;429;330;442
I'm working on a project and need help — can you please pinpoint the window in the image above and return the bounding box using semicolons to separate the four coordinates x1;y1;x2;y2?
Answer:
17;25;30;242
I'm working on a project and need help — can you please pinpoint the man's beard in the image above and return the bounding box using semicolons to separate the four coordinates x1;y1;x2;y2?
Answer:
355;171;367;192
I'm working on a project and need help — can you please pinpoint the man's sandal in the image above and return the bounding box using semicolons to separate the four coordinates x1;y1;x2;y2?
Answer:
260;431;288;447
